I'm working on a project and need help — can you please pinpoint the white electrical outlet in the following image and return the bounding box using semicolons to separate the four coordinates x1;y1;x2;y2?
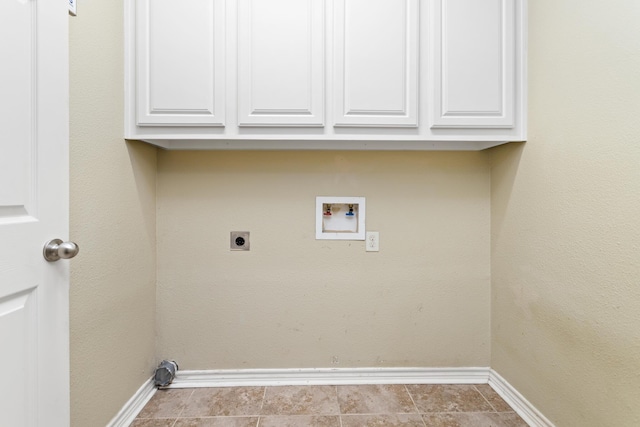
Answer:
366;231;379;252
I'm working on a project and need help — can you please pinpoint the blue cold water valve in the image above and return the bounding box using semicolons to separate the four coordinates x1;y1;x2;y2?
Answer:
346;204;355;217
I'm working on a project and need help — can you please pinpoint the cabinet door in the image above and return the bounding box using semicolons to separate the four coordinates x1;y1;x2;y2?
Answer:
432;0;515;128
333;0;419;127
237;0;325;127
136;0;225;126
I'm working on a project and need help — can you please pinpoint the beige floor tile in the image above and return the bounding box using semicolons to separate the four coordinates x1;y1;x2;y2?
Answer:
181;387;265;417
258;415;340;427
341;414;426;427
337;384;417;414
406;385;493;413
135;384;527;427
493;412;529;427
422;412;528;427
261;386;340;415
130;419;177;427
137;389;194;418
474;385;513;412
173;417;259;427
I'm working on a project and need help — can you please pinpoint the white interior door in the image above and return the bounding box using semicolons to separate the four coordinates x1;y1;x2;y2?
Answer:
0;1;70;426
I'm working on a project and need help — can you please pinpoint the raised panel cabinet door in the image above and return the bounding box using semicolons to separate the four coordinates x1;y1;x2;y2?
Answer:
237;0;325;127
136;0;225;126
432;0;515;128
333;0;419;127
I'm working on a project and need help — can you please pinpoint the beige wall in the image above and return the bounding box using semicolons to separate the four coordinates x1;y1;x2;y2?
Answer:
490;0;640;426
69;0;640;424
69;1;158;426
156;151;491;369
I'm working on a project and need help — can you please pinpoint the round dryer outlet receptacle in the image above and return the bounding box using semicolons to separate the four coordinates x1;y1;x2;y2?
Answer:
230;231;250;251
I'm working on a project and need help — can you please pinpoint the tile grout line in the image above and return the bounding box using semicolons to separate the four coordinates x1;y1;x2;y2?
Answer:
338;411;457;416
172;415;268;419
260;386;267;411
419;411;517;414
171;388;196;427
335;385;344;427
166;388;195;427
169;389;193;427
255;386;267;427
473;384;498;412
176;389;195;418
404;384;428;427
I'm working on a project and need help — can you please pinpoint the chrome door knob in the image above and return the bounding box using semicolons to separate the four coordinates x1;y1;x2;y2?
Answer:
43;239;80;262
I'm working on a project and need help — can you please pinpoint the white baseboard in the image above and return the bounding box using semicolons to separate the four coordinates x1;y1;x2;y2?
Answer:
106;377;156;427
107;368;554;427
489;369;555;427
168;367;491;388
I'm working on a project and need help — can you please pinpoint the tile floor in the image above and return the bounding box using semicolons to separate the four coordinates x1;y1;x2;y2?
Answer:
131;384;528;427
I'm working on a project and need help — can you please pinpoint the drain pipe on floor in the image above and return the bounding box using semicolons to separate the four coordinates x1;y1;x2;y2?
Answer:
153;360;178;388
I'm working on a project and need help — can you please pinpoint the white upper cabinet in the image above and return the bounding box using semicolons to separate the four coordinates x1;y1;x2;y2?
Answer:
237;0;325;127
125;0;527;150
431;0;515;129
333;0;419;127
135;0;225;126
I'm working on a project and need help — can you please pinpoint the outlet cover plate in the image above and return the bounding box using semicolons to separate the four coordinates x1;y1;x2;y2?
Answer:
366;231;379;252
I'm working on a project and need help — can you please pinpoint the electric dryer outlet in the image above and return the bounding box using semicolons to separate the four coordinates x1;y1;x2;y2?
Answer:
230;231;250;251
